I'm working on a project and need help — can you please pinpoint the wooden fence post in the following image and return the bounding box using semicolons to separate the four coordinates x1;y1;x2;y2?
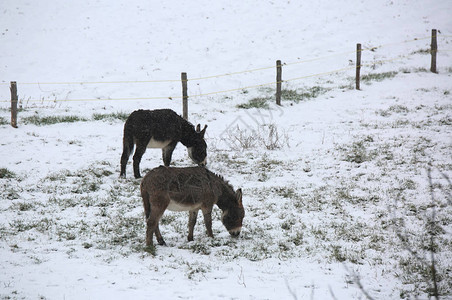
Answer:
181;72;188;120
10;81;18;128
430;29;437;73
276;60;282;105
356;43;362;90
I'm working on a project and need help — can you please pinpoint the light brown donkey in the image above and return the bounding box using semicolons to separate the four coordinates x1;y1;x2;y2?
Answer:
140;166;244;247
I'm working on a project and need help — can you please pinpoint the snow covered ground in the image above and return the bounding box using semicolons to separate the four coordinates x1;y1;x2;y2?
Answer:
1;0;451;299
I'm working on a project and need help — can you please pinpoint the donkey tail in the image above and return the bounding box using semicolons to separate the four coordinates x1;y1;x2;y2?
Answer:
120;126;135;177
123;131;135;157
141;188;151;219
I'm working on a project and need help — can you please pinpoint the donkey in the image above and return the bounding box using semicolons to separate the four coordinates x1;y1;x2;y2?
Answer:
120;109;207;178
140;166;245;247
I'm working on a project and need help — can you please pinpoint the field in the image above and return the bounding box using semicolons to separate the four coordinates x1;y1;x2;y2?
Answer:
1;0;452;299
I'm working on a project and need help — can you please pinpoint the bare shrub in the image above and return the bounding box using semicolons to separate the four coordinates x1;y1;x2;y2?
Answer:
389;168;451;299
224;125;259;150
223;123;289;151
258;124;289;150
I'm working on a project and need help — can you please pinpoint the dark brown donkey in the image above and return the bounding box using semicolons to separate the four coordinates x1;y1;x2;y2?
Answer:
120;109;207;178
140;166;245;247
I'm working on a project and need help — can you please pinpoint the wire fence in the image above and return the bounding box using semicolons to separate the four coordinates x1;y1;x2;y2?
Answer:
2;31;451;104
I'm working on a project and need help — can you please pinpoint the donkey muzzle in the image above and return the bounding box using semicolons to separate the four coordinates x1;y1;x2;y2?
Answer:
198;158;207;167
229;227;241;237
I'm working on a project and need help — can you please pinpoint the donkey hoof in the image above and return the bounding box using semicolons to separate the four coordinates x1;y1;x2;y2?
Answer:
158;239;166;246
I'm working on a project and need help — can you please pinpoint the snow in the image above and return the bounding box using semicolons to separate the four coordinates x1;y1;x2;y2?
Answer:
1;0;452;299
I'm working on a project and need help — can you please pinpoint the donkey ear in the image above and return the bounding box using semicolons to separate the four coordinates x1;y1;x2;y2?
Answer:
199;124;207;138
196;124;201;132
236;188;243;206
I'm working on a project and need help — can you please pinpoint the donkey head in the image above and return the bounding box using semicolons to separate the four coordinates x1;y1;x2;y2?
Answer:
221;188;245;237
187;124;208;166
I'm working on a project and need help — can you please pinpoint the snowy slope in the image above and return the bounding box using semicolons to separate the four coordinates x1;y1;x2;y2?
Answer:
1;0;452;299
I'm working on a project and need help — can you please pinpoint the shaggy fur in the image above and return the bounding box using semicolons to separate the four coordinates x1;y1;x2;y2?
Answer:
140;166;244;246
120;109;207;178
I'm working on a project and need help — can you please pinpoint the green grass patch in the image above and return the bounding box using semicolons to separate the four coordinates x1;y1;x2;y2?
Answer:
281;89;303;101
237;97;271;109
378;105;410;117
411;48;430;55
361;71;398;84
401;67;429;73
237;86;330;109
280;87;330;102
20;111;129;126
0;168;16;179
338;136;377;164
22;115;88;126
92;112;129;122
297;86;330;101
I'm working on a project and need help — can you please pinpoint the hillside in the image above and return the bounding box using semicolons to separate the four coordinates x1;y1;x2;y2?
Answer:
1;1;452;299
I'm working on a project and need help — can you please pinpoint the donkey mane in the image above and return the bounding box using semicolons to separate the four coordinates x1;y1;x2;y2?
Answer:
206;170;238;208
215;174;235;195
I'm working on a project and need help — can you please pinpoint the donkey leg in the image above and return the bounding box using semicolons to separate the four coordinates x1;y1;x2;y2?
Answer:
145;194;169;247
155;223;166;246
146;207;166;247
132;141;147;178
201;207;214;238
162;141;178;167
145;218;155;247
188;210;199;241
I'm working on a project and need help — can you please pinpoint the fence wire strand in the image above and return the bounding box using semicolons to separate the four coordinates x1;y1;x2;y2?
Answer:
2;33;443;86
1;33;451;103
